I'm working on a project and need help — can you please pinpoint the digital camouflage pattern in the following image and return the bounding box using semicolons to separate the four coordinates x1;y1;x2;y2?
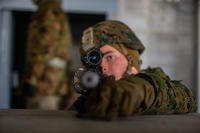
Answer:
22;0;72;109
75;20;196;120
80;20;143;72
136;67;197;114
79;74;155;120
80;20;145;56
77;67;196;120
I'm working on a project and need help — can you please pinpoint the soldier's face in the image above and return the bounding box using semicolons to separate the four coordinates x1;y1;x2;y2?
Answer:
100;45;128;80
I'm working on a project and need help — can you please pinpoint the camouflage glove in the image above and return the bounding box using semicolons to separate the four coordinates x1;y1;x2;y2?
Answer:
79;75;155;120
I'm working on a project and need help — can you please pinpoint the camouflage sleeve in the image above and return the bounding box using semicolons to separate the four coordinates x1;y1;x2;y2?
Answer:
78;75;155;119
115;75;156;115
76;69;197;120
170;81;197;113
136;67;197;114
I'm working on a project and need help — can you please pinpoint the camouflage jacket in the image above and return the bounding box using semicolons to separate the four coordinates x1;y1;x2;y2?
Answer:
136;67;197;114
75;67;197;118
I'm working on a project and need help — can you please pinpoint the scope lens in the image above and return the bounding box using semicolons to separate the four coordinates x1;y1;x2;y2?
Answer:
88;50;102;65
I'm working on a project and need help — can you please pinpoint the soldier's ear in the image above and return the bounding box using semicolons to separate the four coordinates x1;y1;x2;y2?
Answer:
131;67;138;75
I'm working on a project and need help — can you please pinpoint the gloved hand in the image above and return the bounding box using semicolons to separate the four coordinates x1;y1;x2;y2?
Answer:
78;75;155;120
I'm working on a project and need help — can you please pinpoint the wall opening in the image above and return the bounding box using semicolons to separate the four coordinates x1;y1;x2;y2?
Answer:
11;10;106;108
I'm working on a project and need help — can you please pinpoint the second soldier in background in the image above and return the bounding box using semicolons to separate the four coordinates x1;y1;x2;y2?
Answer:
20;0;72;110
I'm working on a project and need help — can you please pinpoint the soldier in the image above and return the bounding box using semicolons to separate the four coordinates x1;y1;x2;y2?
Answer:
21;0;72;110
74;20;196;120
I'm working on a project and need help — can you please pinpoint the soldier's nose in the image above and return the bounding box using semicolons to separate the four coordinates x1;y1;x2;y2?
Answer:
101;67;110;76
101;58;108;75
102;67;107;73
100;61;108;74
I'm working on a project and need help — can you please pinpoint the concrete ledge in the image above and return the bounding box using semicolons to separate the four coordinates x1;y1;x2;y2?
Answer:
0;109;200;133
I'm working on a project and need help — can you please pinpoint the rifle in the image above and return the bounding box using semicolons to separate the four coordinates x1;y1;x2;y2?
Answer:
73;48;104;94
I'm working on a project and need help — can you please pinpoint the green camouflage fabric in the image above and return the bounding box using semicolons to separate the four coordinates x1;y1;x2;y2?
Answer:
136;67;197;114
22;0;72;109
80;20;145;56
76;20;196;120
76;67;196;120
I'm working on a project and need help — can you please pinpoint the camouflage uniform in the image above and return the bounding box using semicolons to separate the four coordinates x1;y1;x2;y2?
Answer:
76;20;196;120
22;0;72;109
136;67;196;114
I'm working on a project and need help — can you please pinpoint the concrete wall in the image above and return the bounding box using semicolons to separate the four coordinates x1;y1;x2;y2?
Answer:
117;0;197;95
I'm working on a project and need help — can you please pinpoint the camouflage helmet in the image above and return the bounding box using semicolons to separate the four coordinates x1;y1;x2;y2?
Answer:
80;20;145;56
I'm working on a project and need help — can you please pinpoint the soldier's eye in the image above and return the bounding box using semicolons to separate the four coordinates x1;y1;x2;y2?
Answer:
106;55;113;61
